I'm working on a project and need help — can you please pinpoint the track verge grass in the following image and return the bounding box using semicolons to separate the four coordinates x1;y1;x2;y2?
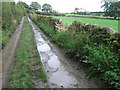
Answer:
7;17;47;88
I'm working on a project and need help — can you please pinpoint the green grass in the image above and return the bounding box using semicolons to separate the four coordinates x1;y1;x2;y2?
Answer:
2;30;12;48
7;17;47;88
54;16;119;32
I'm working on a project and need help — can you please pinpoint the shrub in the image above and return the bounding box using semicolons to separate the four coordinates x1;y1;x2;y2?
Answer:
82;44;119;88
2;2;25;48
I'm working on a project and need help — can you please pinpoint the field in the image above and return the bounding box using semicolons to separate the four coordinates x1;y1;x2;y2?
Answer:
54;16;119;32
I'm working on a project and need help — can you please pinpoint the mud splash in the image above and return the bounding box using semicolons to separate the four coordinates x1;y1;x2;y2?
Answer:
28;17;97;88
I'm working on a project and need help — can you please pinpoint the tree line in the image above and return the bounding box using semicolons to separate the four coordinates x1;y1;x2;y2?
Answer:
74;0;120;19
102;0;120;19
18;1;53;13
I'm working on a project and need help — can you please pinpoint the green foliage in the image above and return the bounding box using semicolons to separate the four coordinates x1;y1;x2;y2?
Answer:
30;2;41;10
52;31;76;52
102;1;120;19
37;22;55;37
17;1;29;9
42;3;52;12
17;1;32;13
2;2;25;48
82;44;120;88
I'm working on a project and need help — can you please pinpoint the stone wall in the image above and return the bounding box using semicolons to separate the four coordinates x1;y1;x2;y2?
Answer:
36;15;64;32
68;21;120;53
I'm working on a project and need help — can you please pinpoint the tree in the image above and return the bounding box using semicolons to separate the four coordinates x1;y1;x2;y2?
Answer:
30;2;41;10
42;4;52;12
74;8;79;13
101;0;120;19
17;1;29;9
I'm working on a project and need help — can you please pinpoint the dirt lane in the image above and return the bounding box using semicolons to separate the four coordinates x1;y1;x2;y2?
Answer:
28;17;98;88
2;17;24;88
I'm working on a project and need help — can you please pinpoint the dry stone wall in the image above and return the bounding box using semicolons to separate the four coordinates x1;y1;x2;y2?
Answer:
68;21;120;53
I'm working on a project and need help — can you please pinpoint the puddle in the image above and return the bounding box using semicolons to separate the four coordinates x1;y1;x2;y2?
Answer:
48;55;60;68
49;68;76;88
28;17;97;88
37;43;51;52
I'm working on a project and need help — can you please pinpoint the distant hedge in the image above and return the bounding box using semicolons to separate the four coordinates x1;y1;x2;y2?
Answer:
35;11;66;16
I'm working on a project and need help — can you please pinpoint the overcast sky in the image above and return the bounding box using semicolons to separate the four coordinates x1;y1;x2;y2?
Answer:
15;0;106;13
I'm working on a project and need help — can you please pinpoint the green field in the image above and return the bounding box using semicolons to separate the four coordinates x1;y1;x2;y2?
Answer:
54;16;119;32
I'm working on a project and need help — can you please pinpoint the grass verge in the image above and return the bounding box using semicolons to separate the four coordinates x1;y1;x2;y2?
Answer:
7;17;47;88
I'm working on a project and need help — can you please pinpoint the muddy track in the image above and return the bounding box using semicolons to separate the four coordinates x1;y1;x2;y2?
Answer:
1;17;24;88
28;17;98;88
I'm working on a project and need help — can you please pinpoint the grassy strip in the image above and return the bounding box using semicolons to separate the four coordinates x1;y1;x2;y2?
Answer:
7;17;47;88
30;16;120;89
54;16;119;32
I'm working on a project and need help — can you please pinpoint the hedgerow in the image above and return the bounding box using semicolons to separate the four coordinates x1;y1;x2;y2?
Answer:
2;2;26;48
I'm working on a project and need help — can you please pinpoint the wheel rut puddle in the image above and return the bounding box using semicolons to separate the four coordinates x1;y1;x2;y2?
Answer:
28;17;97;88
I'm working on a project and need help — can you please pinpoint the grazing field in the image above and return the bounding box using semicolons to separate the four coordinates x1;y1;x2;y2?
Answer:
54;16;119;32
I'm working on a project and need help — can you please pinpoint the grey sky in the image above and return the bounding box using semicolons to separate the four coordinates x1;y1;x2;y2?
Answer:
15;0;107;13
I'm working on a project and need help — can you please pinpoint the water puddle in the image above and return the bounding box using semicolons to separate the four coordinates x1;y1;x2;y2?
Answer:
38;43;51;52
48;55;60;68
28;17;97;88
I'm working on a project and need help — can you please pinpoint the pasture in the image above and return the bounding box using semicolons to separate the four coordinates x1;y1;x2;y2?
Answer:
54;16;119;32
